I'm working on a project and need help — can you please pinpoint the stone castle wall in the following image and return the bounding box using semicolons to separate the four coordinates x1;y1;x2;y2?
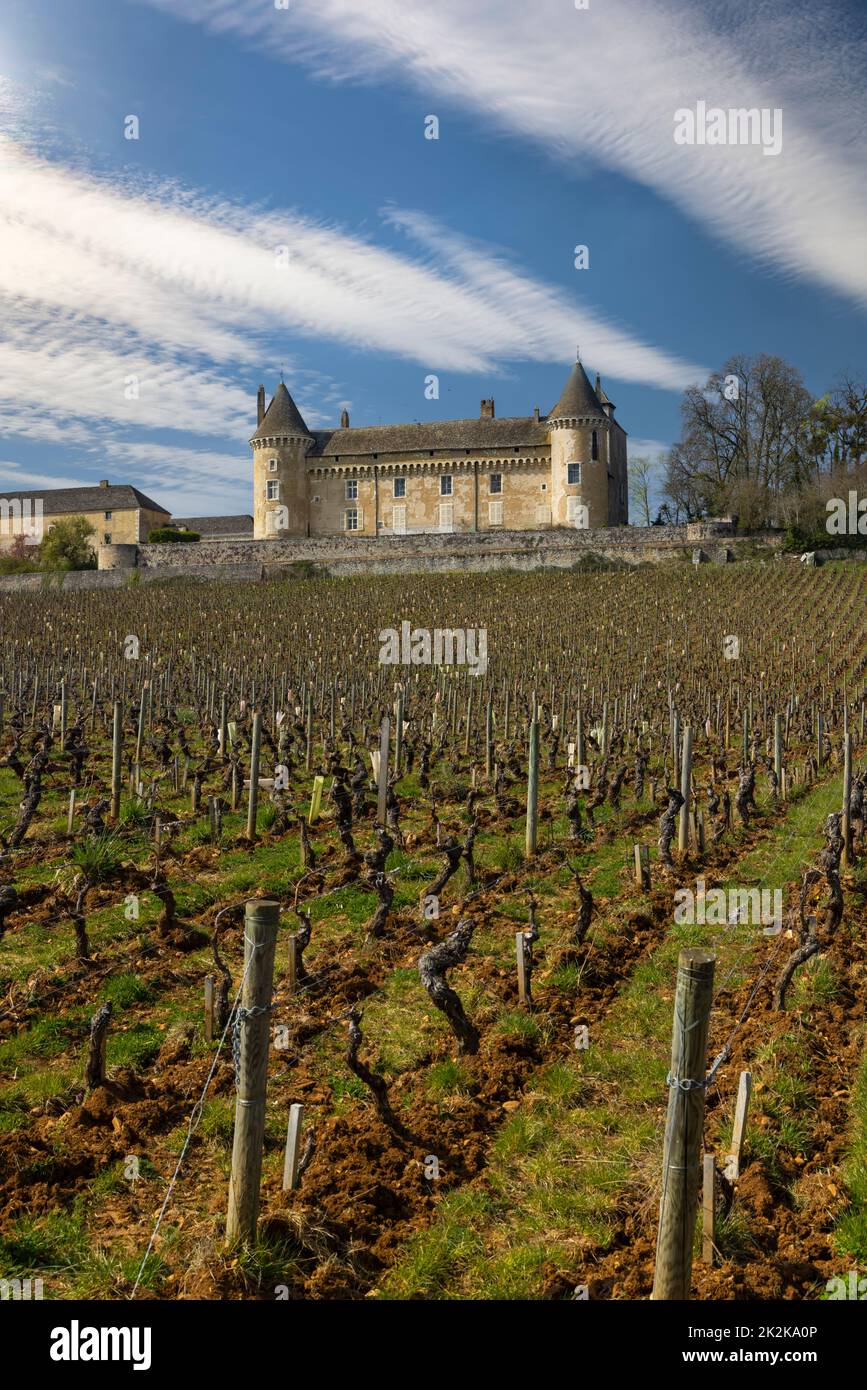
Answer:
126;520;749;576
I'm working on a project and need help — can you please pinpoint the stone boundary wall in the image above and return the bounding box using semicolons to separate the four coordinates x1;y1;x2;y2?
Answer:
0;564;265;594
125;521;762;577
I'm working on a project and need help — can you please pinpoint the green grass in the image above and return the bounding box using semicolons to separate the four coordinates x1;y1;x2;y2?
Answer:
379;774;847;1298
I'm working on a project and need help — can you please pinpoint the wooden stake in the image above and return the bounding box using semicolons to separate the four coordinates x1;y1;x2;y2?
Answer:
246;710;262;841
282;1103;305;1192
516;931;530;1007
376;715;390;824
225;899;279;1246
525;717;539;858
66;788;76;835
110;700;123;822
652;948;715;1300
723;1070;752;1181
701;1154;715;1265
204;974;214;1043
842;732;853;867
678;725;693;853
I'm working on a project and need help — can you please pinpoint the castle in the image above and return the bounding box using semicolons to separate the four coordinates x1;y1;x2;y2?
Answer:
251;355;628;539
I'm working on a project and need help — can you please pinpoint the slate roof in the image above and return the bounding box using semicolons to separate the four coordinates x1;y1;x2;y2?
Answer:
0;485;168;515
547;359;607;421
172;515;254;538
250;382;312;442
309;417;551;458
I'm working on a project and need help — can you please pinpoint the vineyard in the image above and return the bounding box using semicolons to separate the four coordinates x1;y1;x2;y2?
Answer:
0;560;865;1303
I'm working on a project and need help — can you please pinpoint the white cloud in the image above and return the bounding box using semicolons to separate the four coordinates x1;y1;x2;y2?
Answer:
137;0;867;310
0;131;704;453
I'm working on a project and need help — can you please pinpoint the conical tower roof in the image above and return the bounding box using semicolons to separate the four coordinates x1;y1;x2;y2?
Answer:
547;356;607;421
250;382;313;443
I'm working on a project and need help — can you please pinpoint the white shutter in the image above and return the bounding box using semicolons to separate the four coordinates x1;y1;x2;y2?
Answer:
392;505;407;534
357;506;364;532
439;503;454;532
536;503;550;526
488;500;503;527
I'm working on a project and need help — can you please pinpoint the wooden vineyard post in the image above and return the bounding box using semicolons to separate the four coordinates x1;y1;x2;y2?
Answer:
135;686;146;770
219;693;228;761
226;899;279;1247
742;709;749;770
634;843;650;889
678;725;693;854
516;931;530;1007
395;688;404;776
376;716;390;825
702;1154;715;1265
204;975;215;1043
66;789;76;835
773;713;783;792
485;694;493;780
842;731;853;867
286;935;298;996
817;711;824;769
110;700;123;823
652;948;715;1300
246;710;262;841
305;694;314;773
463;687;473;757
525;717;539;858
282;1103;305;1192
59;677;67;743
723;1071;752;1181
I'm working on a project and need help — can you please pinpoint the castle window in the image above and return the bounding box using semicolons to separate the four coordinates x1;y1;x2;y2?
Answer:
567;462;581;485
345;478;358;500
268;458;278;472
440;475;453;496
345;508;360;531
104;511;112;520
266;480;279;501
393;477;406;498
103;533;111;544
489;474;502;494
591;431;598;461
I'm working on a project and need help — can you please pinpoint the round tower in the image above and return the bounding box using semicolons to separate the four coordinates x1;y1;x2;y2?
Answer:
547;354;611;529
250;381;313;539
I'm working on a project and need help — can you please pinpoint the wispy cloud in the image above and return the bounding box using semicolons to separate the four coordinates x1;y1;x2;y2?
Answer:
0;130;703;454
137;0;867;310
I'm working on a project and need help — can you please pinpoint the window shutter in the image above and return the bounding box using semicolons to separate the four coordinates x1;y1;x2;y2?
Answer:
536;503;550;526
357;506;364;530
439;503;454;532
488;500;503;527
393;505;407;534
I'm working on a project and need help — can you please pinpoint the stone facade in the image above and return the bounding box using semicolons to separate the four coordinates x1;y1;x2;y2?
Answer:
250;357;629;541
0;483;169;552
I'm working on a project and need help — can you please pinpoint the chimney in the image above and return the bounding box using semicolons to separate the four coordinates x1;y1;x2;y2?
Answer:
533;406;540;423
99;479;109;488
257;384;265;425
340;408;350;428
480;398;495;419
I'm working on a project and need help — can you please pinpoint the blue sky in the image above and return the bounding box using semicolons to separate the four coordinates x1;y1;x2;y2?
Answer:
0;0;865;518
